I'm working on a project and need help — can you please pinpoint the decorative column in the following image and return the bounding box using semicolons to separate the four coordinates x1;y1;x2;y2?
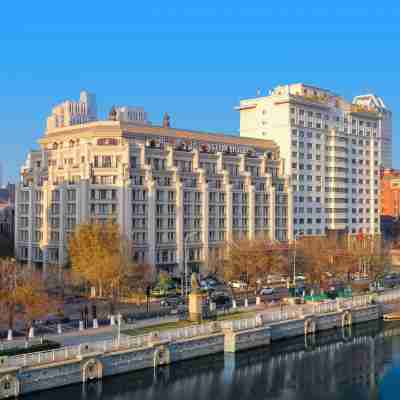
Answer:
269;186;276;241
199;170;209;273
175;176;184;274
27;186;34;268
286;178;294;241
146;174;156;267
248;183;256;240
41;182;50;272
224;171;233;243
58;185;66;267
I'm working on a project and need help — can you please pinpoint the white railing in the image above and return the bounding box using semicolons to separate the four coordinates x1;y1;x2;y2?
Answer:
221;317;258;332
377;288;400;304
158;321;220;342
258;308;302;323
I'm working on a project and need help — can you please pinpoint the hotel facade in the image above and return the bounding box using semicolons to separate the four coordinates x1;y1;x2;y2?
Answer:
238;83;391;237
15;103;290;273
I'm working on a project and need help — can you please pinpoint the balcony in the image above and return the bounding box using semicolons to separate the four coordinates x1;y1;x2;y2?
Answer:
350;104;379;118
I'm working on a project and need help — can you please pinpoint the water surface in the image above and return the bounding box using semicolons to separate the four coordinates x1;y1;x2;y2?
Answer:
26;321;400;400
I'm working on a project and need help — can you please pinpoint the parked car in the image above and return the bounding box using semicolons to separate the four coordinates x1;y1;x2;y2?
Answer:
259;287;275;296
229;280;248;289
160;296;184;308
211;293;232;308
266;275;287;284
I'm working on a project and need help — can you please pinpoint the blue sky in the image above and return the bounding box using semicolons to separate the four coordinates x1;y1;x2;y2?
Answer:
1;2;399;181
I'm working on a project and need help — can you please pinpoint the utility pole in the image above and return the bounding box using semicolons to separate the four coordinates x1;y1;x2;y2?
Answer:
293;231;303;287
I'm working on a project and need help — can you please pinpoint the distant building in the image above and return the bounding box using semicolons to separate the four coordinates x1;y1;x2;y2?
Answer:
380;169;400;240
381;169;400;219
46;90;97;131
113;106;149;125
0;183;15;240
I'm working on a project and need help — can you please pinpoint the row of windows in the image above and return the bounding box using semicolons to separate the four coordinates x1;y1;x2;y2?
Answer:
91;189;117;201
294;217;378;225
291;119;379;137
292;129;379;144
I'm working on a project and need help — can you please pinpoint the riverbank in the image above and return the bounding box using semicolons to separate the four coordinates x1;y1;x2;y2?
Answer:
22;319;400;400
0;290;399;398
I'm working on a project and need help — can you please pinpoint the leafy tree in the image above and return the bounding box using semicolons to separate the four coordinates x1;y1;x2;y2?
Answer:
18;274;53;335
0;258;20;331
158;271;174;294
224;240;287;287
69;220;126;298
0;258;54;335
123;262;156;296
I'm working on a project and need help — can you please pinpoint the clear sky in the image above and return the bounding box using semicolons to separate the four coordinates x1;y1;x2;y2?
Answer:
1;2;399;181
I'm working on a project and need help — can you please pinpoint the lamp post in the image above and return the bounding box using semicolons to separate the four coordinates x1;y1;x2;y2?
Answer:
229;240;249;305
293;231;303;288
117;313;122;346
183;232;198;298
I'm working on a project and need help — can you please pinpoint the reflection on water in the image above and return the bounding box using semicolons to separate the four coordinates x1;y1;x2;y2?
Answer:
26;320;400;400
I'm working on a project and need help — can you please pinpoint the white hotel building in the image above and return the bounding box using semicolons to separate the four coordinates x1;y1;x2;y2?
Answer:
15;97;290;273
238;83;391;237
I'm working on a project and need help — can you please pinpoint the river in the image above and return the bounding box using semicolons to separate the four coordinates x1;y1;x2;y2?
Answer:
25;320;400;400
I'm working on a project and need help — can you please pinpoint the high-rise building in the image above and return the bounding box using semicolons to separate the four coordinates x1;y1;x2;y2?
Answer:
238;83;384;237
46;90;97;131
111;105;149;125
15;115;290;273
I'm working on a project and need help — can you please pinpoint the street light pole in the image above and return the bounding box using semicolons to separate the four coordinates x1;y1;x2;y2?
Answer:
293;231;303;287
184;232;198;298
117;313;122;346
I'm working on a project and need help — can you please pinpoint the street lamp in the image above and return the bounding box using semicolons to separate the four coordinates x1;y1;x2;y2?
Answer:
183;231;198;298
293;231;303;288
117;313;122;346
229;240;249;305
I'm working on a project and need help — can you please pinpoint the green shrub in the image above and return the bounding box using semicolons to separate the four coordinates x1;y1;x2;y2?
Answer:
0;340;61;357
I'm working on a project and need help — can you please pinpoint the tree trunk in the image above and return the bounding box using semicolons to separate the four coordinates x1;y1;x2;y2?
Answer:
7;302;14;331
99;282;103;298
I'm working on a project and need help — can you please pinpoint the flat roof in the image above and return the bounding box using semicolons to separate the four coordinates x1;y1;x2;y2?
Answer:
43;120;278;150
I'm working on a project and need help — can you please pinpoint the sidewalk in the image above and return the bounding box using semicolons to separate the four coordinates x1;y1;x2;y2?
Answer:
3;302;268;348
3;315;180;347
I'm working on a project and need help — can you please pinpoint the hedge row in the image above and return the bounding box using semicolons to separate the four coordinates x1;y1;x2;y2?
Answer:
0;340;61;357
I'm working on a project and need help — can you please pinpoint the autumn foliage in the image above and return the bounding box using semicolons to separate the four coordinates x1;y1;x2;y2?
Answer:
69;221;126;297
69;221;154;299
223;240;288;286
0;258;53;333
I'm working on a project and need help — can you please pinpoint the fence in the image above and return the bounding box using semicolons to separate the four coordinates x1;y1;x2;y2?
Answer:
377;288;400;304
221;317;258;332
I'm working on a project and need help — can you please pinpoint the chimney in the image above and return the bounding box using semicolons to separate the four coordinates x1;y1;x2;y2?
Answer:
163;112;171;128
